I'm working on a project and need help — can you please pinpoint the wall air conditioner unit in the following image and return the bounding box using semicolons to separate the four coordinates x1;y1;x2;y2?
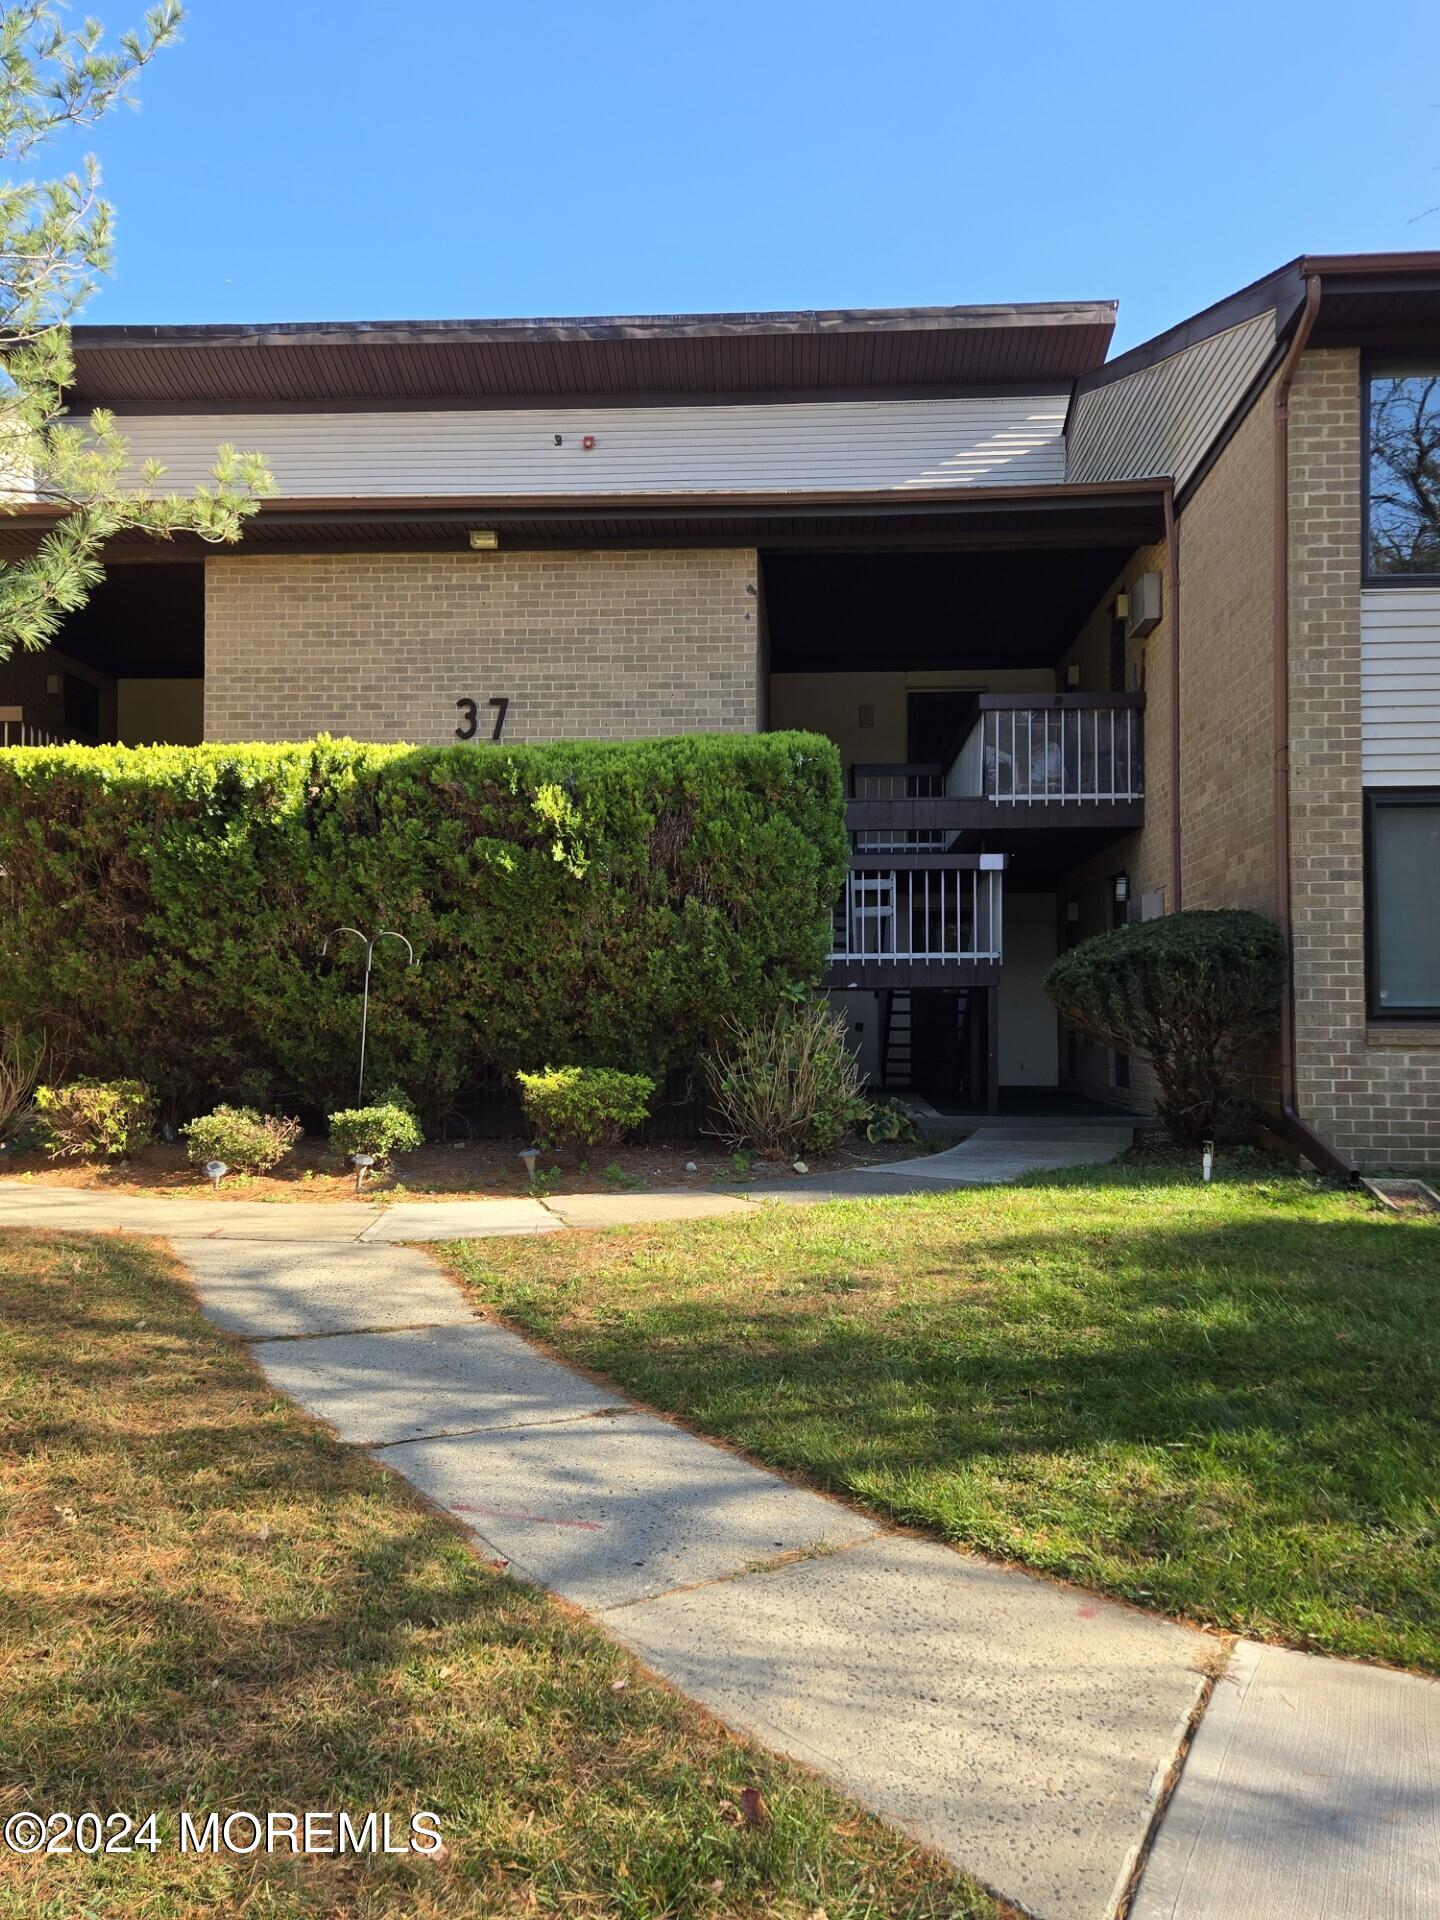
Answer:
1126;571;1163;639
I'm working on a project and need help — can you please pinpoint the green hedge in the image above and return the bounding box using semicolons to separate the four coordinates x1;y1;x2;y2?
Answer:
0;733;846;1121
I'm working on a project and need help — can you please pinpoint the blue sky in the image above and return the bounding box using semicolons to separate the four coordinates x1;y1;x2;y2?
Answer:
56;0;1440;352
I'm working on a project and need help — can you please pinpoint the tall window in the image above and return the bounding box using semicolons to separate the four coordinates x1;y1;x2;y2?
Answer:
1367;794;1440;1016
1367;362;1440;578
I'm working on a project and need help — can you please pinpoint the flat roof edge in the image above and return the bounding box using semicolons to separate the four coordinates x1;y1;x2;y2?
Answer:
69;300;1119;351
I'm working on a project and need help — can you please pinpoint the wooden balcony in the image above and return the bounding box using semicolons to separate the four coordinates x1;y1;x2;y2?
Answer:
825;853;1005;989
846;694;1144;848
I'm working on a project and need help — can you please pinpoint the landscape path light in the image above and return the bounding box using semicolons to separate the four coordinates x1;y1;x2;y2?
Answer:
204;1159;227;1191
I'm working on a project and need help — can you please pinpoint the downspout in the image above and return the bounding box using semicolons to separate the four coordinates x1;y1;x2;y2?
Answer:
1163;483;1182;910
1270;272;1356;1178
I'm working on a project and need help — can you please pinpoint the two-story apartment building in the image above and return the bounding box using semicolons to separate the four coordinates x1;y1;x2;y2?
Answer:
2;252;1437;1168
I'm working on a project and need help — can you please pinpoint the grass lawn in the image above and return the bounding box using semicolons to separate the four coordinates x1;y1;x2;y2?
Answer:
452;1164;1440;1673
0;1229;998;1919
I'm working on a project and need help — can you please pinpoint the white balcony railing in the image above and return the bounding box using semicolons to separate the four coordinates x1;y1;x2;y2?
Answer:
956;699;1144;804
829;855;1004;965
0;707;67;748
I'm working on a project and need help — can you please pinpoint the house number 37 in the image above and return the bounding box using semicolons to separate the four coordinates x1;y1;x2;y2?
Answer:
455;696;510;742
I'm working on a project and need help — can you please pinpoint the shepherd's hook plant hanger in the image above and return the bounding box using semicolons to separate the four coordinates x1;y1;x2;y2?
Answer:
320;926;417;1103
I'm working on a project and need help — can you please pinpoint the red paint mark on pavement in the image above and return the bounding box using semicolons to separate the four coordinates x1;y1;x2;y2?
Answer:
450;1500;602;1532
1075;1605;1099;1618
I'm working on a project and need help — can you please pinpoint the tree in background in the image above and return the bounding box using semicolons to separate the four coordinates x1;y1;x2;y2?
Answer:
0;2;272;662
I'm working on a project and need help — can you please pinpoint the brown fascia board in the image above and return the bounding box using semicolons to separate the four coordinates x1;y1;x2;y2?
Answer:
0;477;1170;524
1298;250;1440;277
69;300;1118;351
1080;250;1440;402
1074;260;1308;398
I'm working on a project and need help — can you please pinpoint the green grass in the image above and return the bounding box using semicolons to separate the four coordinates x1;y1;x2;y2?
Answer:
452;1164;1440;1673
0;1229;999;1919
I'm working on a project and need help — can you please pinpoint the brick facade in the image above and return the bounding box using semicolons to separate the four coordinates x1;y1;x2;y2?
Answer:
1288;349;1440;1168
203;548;761;745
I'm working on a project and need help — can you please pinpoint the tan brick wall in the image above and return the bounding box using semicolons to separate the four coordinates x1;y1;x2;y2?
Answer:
203;548;760;744
1176;378;1278;921
1288;349;1440;1169
1060;543;1170;1111
1060;388;1282;1117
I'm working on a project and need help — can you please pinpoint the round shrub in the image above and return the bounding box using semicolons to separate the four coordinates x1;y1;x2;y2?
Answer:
702;999;864;1159
328;1101;423;1164
516;1066;656;1158
1044;909;1286;1144
182;1104;302;1175
33;1078;157;1160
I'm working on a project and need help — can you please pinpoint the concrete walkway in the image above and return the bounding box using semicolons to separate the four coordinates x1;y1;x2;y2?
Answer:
0;1120;1137;1245
5;1151;1438;1920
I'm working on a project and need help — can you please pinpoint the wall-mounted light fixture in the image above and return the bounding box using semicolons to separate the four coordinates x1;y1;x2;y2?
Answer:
1113;873;1130;905
858;705;875;729
468;528;500;551
1065;899;1080;924
1064;662;1082;689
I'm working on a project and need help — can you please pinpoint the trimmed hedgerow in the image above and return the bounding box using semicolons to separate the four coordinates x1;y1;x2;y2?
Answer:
0;733;845;1124
1045;909;1286;1143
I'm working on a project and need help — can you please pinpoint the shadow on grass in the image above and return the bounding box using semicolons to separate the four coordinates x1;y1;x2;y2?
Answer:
465;1194;1440;1668
0;1230;988;1920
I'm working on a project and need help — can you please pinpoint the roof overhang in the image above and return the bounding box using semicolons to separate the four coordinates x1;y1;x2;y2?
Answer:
0;480;1168;557
1298;252;1440;349
64;301;1119;410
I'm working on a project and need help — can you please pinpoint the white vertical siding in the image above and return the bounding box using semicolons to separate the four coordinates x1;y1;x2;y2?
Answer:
1066;312;1277;491
1361;587;1440;786
104;394;1069;499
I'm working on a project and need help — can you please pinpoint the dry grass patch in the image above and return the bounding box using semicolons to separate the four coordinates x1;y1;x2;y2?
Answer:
0;1228;998;1919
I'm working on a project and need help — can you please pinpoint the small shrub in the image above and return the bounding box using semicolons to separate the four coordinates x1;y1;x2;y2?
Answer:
703;1000;864;1159
864;1096;918;1145
182;1104;302;1175
1044;908;1286;1144
328;1101;423;1163
34;1078;156;1160
0;1027;52;1145
516;1066;656;1157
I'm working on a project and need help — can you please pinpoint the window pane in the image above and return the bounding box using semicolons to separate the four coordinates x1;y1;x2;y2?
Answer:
1369;366;1440;577
1373;804;1440;1011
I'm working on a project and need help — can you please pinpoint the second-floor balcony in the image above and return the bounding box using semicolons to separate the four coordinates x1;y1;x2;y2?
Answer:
847;693;1144;851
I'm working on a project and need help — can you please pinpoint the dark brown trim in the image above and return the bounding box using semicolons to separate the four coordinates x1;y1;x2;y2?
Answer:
822;959;1003;991
70;300;1120;352
976;690;1145;709
1363;788;1440;1020
244;478;1172;518
1164;483;1182;910
845;799;1146;834
1073;261;1306;398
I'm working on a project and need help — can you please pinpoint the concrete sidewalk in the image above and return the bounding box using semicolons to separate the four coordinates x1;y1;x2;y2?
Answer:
5;1148;1436;1920
156;1233;1440;1920
169;1232;1206;1920
0;1120;1137;1244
